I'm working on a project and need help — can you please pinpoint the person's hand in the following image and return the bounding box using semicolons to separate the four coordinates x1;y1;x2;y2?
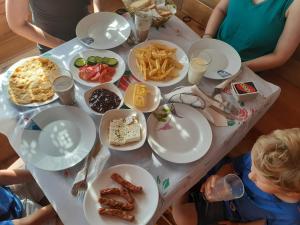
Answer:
218;221;240;225
200;175;222;200
202;34;212;38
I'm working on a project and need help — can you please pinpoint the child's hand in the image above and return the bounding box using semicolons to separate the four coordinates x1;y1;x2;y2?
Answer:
200;175;222;200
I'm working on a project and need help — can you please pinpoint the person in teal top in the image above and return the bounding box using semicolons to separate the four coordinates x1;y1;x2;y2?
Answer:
203;0;300;72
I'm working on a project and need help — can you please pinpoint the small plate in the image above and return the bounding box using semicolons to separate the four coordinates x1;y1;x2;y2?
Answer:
83;164;159;225
147;103;212;163
76;12;131;49
188;39;241;80
84;83;124;116
69;49;126;87
124;83;161;113
20;106;96;171
99;109;147;151
128;40;189;87
3;56;59;107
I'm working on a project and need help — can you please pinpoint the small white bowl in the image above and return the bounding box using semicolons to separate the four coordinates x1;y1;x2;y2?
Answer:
84;83;124;116
231;81;259;102
99;109;147;151
124;83;161;113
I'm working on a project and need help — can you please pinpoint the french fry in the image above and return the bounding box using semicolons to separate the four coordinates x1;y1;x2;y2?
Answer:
134;43;183;81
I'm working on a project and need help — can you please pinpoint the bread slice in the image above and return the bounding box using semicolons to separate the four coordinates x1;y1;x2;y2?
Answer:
129;0;151;11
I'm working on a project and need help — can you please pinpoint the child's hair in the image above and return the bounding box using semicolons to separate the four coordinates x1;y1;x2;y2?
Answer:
252;128;300;192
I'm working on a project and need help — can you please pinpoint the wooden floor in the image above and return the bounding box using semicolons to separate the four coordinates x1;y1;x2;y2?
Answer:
1;1;300;225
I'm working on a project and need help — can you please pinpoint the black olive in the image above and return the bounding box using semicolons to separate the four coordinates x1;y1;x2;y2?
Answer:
89;89;121;113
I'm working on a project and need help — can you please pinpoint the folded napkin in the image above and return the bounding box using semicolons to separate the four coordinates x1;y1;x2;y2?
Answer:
71;141;110;190
164;85;229;127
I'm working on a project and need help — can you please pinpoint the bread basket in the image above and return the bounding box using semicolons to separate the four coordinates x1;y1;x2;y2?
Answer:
122;0;177;28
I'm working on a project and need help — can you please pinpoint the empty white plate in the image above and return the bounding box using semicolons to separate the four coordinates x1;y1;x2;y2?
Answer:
20;106;96;171
76;12;131;49
147;103;212;163
84;164;159;225
188;39;241;80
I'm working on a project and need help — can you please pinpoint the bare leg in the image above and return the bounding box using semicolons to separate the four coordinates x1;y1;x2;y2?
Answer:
172;192;198;225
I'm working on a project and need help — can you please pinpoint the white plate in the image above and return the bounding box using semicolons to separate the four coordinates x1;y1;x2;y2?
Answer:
100;109;147;151
147;103;212;163
84;164;159;225
76;12;131;49
128;40;189;87
69;49;126;87
124;83;161;113
188;39;241;80
3;56;59;107
20;106;96;171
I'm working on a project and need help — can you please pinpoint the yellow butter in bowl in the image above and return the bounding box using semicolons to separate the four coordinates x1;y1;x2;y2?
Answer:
133;83;148;108
124;82;161;113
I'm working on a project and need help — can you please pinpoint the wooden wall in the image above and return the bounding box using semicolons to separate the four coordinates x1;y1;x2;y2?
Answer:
0;0;35;66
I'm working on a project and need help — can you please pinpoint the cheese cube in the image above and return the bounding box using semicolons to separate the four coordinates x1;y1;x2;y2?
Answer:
124;122;141;143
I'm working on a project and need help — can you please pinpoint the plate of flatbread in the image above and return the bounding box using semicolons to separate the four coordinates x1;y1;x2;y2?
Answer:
4;57;59;107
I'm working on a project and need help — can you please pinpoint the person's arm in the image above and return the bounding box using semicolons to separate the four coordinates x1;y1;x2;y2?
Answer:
218;220;266;225
200;163;235;198
203;0;229;38
93;0;101;13
245;0;300;72
5;0;65;48
0;169;34;186
12;205;58;225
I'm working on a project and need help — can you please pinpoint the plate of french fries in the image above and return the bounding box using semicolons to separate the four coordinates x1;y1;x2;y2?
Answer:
128;40;189;87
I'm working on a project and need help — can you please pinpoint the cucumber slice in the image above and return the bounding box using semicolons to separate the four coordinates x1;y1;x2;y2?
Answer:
95;56;103;64
107;58;118;66
101;57;110;64
87;56;97;65
74;58;86;68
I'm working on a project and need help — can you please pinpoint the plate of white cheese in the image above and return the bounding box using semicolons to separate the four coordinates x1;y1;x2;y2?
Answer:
99;109;147;151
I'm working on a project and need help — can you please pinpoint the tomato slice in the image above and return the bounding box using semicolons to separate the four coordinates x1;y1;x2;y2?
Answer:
98;68;112;83
90;72;101;81
79;65;98;81
106;67;116;75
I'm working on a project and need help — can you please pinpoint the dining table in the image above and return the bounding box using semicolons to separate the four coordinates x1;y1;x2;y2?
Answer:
0;15;281;225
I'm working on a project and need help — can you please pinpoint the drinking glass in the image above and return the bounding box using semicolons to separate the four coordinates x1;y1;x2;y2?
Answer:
206;174;244;202
134;10;152;43
188;52;211;84
52;69;75;105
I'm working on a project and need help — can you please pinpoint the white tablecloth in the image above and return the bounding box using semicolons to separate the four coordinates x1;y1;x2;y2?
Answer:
0;16;280;225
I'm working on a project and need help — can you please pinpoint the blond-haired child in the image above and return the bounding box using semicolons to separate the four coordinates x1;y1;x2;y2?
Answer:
173;128;300;225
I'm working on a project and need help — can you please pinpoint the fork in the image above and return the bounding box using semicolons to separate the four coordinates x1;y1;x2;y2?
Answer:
71;151;92;199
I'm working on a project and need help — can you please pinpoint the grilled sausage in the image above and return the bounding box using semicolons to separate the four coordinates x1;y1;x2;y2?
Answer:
99;197;134;211
111;173;143;193
100;188;135;203
99;208;135;222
